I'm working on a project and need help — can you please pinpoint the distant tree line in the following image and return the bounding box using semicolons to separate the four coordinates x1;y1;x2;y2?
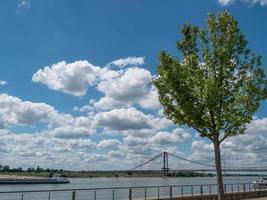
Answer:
0;165;65;173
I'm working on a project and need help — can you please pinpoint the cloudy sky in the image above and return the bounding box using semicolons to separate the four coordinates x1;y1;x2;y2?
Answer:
0;0;267;170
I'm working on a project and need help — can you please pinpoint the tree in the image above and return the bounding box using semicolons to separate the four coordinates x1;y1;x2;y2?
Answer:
3;165;10;172
153;12;267;200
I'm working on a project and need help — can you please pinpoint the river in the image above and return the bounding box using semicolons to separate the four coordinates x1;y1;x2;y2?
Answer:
0;176;260;200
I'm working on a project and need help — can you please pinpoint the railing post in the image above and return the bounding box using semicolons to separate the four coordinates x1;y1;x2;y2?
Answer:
129;188;132;200
238;184;240;192
169;186;172;200
200;185;203;196
191;186;194;196
48;192;51;200
231;184;233;193
94;191;96;200
21;194;24;200
158;187;160;199
181;186;184;197
243;184;246;192
144;188;147;200
249;184;251;192
72;190;76;200
112;189;115;200
224;184;227;194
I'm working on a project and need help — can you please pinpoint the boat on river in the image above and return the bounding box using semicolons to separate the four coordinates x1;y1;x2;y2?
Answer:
253;176;267;189
0;176;70;184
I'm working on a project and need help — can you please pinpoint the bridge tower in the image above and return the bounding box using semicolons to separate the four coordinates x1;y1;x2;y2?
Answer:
162;152;170;176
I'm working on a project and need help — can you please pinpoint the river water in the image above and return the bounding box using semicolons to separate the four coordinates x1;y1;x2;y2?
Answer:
0;176;260;200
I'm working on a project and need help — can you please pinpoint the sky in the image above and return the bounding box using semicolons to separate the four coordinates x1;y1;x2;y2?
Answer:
0;0;267;170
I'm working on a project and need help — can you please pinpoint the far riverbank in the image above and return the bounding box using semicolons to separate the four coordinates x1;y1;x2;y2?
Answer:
0;171;264;179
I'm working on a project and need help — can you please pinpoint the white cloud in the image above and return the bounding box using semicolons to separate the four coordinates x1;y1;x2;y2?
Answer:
50;116;94;139
217;0;235;5
0;93;57;128
33;59;161;110
0;92;174;170
138;88;161;110
73;99;96;113
151;128;191;145
73;105;94;112
246;117;267;135
49;125;93;139
94;107;152;131
32;60;118;96
97;139;121;150
107;56;145;68
123;136;149;146
217;0;267;6
0;80;7;86
0;130;99;170
123;128;191;147
0;93;95;139
94;67;161;110
94;107;172;134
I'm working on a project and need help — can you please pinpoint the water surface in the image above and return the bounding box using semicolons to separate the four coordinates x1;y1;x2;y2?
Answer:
0;176;259;200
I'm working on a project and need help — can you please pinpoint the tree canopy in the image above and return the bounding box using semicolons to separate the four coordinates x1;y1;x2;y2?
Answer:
154;12;267;143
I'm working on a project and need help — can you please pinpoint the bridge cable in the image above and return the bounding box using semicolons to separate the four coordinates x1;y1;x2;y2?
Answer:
132;153;163;170
167;152;215;168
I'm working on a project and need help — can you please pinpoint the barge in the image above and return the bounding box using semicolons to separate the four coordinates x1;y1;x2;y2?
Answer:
0;177;70;184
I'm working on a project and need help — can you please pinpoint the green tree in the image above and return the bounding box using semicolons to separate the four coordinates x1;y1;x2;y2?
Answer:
153;12;267;200
3;165;10;172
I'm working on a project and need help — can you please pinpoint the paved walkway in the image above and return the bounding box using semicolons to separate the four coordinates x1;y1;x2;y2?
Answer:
244;198;267;200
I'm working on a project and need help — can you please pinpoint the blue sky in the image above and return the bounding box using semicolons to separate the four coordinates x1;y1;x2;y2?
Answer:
0;0;267;170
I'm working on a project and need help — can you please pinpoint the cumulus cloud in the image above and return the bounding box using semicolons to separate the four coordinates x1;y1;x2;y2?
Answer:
151;128;191;145
49;126;93;139
97;139;121;150
123;128;191;147
0;93;95;139
32;60;118;96
94;107;172;134
94;107;152;131
246;117;267;135
0;91;173;170
0;93;57;128
107;56;145;68
73;99;96;113
33;59;161;110
94;67;161;110
0;130;100;169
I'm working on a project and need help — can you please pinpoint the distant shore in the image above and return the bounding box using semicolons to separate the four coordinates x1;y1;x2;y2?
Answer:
0;171;264;178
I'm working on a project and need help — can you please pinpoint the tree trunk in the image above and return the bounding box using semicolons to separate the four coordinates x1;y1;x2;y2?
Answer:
213;136;224;200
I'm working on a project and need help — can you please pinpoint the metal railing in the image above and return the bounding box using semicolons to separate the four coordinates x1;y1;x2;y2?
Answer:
0;182;265;200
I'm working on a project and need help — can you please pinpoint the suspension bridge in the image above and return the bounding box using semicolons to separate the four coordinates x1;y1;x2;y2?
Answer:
131;151;267;176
